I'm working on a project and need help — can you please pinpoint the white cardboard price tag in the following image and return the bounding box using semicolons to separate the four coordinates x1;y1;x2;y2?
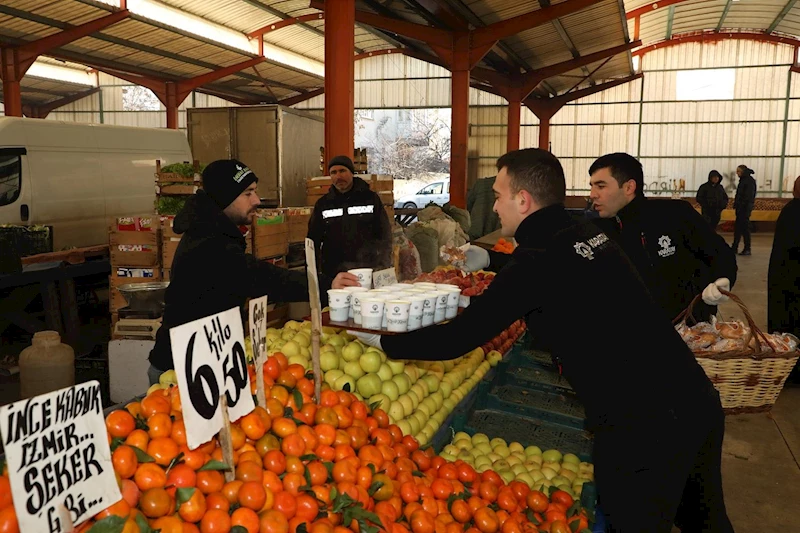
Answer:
170;306;255;450
0;382;121;533
373;267;397;289
249;296;268;408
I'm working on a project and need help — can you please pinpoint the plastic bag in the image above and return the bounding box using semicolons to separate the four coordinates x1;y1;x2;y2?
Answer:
393;224;422;281
426;217;469;249
443;204;471;234
406;225;440;273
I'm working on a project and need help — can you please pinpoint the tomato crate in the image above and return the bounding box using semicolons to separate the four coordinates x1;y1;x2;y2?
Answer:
476;381;587;430
494;361;576;396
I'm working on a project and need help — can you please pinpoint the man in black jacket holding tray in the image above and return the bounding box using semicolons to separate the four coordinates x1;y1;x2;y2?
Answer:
148;159;359;383
351;149;734;533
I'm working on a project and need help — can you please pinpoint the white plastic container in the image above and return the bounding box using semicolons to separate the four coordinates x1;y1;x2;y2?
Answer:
420;293;438;327
328;289;350;309
343;286;369;318
406;295;426;331
348;268;374;288
385;300;411;332
19;331;75;399
433;290;449;323
441;287;462;319
329;306;349;322
360;298;385;330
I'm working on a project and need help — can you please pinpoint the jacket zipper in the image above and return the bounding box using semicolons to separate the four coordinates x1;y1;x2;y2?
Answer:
617;215;654;267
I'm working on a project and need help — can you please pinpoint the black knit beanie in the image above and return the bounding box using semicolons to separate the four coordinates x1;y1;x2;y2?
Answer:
202;159;259;209
328;155;355;174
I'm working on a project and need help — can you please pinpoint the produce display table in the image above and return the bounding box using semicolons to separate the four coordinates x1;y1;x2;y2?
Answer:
0;258;110;348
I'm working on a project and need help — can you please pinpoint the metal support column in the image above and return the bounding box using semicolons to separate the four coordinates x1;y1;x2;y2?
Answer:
778;69;793;197
1;49;27;117
164;82;180;130
507;98;521;152
538;115;551;150
324;0;355;161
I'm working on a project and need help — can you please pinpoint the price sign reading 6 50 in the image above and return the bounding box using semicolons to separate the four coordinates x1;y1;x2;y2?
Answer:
170;307;255;450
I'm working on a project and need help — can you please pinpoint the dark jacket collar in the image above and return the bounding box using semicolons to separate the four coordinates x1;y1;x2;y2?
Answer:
616;194;647;225
514;204;573;249
173;190;245;243
328;176;370;198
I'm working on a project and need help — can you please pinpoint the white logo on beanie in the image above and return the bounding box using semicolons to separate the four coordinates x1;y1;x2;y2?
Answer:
233;165;252;183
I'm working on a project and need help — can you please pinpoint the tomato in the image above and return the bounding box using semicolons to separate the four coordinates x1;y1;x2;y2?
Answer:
549;521;570;533
550;490;574;509
473;507;500;533
450;499;472;524
139;487;172;518
409;509;435;533
526;491;548;514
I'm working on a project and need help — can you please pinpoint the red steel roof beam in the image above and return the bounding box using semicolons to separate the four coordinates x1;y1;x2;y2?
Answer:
278;88;325;107
411;0;470;30
633;31;800;56
626;0;691;19
246;14;324;38
34;87;101;119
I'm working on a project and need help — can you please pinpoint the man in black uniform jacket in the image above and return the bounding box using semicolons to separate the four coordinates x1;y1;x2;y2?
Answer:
588;153;738;323
351;149;734;532
148;160;358;382
307;156;393;280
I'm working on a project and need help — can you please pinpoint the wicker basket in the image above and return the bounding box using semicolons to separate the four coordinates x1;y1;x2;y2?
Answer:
676;290;799;414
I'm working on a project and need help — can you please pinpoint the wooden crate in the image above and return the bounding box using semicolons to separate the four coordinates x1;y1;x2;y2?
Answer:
155;160;202;196
110;228;160;267
286;208;312;243
160;216;179;239
162;236;181;269
162;268;172;281
112;215;157;232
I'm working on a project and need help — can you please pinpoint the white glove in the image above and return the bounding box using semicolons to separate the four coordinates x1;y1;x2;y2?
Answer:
347;331;383;349
464;245;491;272
702;278;730;305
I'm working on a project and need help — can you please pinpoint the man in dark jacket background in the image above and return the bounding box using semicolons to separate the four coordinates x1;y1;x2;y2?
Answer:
588;153;737;323
307;156;393;280
696;170;728;230
351;148;734;532
148;159;358;383
732;164;757;256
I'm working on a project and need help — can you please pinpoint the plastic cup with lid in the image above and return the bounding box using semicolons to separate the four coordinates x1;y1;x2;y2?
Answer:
385;300;411;333
406;295;426;331
348;268;374;289
360;298;385;330
440;286;462;319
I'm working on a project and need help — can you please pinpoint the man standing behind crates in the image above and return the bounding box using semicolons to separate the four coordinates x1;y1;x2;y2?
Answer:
307;155;393;280
350;148;734;532
588;153;738;323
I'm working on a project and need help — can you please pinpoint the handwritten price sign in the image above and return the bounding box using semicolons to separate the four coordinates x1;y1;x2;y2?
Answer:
170;307;254;450
249;296;268;408
0;382;121;533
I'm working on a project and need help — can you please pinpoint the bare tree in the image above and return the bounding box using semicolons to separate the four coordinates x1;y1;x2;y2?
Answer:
122;86;161;111
365;110;451;180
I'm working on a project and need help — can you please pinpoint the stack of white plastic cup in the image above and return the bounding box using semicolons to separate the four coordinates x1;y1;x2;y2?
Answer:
327;289;350;322
406;295;426;330
432;290;449;323
360;297;385;330
343;286;369;319
420;292;438;326
439;286;462;319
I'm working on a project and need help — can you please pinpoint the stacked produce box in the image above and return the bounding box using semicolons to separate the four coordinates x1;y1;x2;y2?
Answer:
108;216;161;332
155;161;203;279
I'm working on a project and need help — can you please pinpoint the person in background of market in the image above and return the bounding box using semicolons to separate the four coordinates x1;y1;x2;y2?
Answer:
587;153;737;323
147;159;359;383
732;164;757;256
307;155;393;280
768;176;800;383
466;175;501;240
351;148;734;532
696;170;728;230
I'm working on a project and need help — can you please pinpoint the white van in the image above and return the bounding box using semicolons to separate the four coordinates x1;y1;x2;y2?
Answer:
0;117;193;250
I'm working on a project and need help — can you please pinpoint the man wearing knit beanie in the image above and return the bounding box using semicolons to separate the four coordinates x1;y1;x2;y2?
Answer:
147;159;359;383
307;155;393;280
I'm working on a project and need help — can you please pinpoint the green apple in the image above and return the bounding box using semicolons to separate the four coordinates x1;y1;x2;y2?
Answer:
494;447;511;459
540;467;557;481
416;402;432;417
397;419;412;436
369;393;391;412
542;449;563;463
559;469;577;482
516;472;535;489
343;361;365;380
320;351;339;372
422;374;440;393
511;464;528;476
407;415;420;436
579;462;594;474
499;470;515;484
432;411;447;425
380;380;400;401
505;456;522;467
287;355;309;369
475;456;492;469
440;452;456;462
508;442;525;454
493;460;510;471
475;443;492;455
560;462;579;474
281;340;300;357
442;398;457;412
342;342;364;362
377;364;394;382
159;370;177;385
327;335;345;348
388;401;405;423
359;351;382;373
486;453;501;463
454;438;472;450
457;450;473;462
527;455;543;467
398;395;414;417
562;453;580;466
324;369;344;387
334;374;356;393
530;470;545;483
551;476;570;488
410;383;426;401
294;333;311;348
386;359;405;375
439;381;453;398
524;446;542;457
392;374;411;395
299;347;310;359
357;373;382;397
338;356;348;371
406;389;420;410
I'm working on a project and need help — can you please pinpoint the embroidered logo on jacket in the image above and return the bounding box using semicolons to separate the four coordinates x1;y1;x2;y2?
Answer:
658;235;676;257
574;233;609;261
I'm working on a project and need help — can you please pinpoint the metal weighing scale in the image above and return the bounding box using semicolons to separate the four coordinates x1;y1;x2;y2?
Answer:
114;282;169;339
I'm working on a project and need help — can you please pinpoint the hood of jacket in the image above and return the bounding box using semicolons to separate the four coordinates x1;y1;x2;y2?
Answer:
173;190;245;242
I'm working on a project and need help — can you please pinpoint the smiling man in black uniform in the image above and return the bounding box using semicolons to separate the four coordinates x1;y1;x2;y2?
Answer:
351;149;734;532
588;153;738;323
307;156;393;280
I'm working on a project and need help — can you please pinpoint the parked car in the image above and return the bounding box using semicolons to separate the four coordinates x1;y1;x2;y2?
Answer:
395;178;450;208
